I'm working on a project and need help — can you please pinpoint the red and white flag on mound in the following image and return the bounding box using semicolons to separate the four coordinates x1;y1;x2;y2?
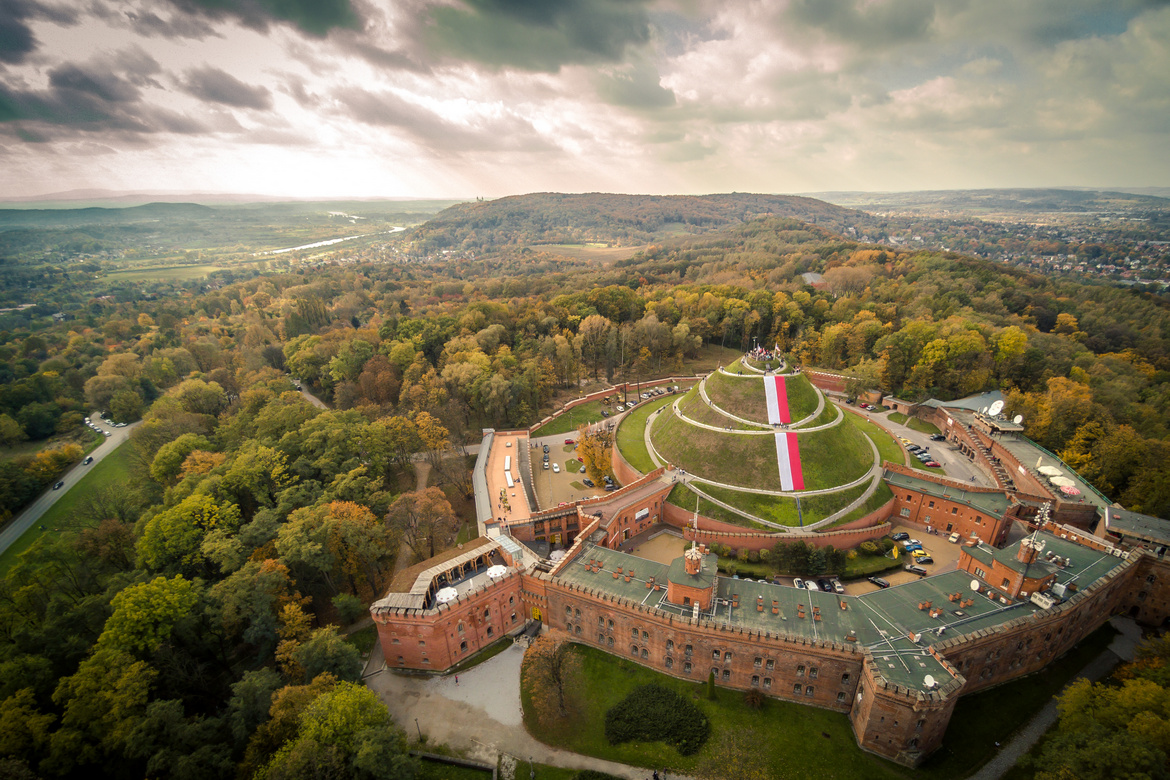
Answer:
774;431;805;491
764;375;791;425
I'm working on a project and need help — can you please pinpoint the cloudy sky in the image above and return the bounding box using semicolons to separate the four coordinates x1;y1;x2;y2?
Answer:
1;0;1168;199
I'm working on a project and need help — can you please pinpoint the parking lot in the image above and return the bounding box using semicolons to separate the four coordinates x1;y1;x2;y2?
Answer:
841;522;965;595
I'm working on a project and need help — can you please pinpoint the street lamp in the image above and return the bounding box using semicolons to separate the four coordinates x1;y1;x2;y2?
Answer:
414;718;422;741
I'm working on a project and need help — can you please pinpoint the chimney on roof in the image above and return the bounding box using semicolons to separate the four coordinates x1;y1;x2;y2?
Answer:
1018;535;1044;565
684;545;702;575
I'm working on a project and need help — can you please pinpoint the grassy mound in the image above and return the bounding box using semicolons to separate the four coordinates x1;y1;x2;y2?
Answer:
614;394;676;473
651;410;873;492
704;370;819;424
678;386;760;430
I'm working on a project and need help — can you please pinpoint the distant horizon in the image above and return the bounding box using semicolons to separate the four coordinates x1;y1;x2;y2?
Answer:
2;185;1169;210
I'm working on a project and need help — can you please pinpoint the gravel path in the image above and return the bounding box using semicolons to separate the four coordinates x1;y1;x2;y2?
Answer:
969;617;1141;780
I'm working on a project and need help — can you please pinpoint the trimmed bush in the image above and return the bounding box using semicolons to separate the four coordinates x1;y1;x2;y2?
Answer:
859;541;879;555
604;684;710;756
574;773;623;780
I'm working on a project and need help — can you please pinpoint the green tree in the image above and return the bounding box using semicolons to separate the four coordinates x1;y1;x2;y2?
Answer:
290;628;364;684
98;575;200;654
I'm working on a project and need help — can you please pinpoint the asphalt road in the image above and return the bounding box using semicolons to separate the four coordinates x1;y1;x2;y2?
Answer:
0;416;141;558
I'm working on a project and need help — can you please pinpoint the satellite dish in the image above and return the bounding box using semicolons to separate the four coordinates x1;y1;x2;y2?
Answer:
970;579;981;592
923;674;937;689
989;400;1005;416
1013;414;1024;425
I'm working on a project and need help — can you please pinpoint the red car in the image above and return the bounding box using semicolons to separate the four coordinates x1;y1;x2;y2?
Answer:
564;438;576;445
925;461;940;468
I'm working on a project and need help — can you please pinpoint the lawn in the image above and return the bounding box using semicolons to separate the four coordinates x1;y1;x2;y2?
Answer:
842;552;903;578
104;263;226;281
0;442;137;573
703;371;820;424
532;400;609;437
698;481;871;528
521;643;909;780
843;412;905;467
888;412;942;435
614;394;676;474
824;482;895;528
667;484;772;531
344;624;378;655
678;387;760;431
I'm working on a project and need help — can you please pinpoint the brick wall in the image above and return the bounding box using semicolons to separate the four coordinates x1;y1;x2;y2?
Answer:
374;575;524;670
885;462;1012;546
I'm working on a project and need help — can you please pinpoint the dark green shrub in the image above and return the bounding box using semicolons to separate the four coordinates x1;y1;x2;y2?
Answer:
879;537;896;552
859;541;879;555
573;772;623;780
604;684;710;756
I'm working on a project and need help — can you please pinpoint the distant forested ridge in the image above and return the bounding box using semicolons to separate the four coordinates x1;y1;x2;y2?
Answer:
409;192;863;250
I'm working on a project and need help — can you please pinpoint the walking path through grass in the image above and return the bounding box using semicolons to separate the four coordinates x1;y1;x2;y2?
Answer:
968;617;1140;780
366;643;701;780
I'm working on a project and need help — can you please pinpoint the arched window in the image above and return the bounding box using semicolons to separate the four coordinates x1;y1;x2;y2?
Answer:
631;644;639;655
641;648;648;659
665;657;674;669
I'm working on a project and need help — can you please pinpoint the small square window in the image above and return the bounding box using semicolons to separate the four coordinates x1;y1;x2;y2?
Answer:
794;683;802;695
763;677;772;689
685;644;693;656
837;691;846;702
751;675;760;687
722;670;730;681
805;686;814;697
684;662;692;673
712;649;720;661
796;665;805;676
766;659;774;671
724;652;732;663
810;667;818;679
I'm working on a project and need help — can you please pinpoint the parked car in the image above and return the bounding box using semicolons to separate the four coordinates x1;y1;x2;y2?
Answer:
53;481;65;490
83;456;93;465
948;532;961;543
925;461;941;468
616;405;625;412
605;485;617;492
542;462;548;469
804;580;818;591
907;538;922;545
564;438;575;445
903;544;923;553
868;576;891;589
931;433;946;441
104;431;111;437
793;578;805;590
905;564;927;576
601;410;610;417
817;578;833;592
916;556;934;565
552;463;560;473
891;532;910;541
907;444;921;452
911;549;930;559
832;579;845;594
583;478;595;487
579;466;587;473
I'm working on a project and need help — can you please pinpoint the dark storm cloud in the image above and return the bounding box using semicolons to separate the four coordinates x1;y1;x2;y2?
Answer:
0;0;78;63
421;0;653;72
0;47;205;136
163;0;361;37
180;66;273;110
332;85;554;152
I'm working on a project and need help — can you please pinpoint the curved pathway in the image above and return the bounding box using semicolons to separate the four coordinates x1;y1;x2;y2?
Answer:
694;373;832;431
644;400;881;499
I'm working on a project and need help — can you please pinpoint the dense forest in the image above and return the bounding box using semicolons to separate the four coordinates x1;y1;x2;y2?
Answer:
4;193;1170;777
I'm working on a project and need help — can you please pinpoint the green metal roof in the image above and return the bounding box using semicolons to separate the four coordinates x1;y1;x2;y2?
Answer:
554;533;1131;692
884;469;1011;517
1103;507;1170;546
